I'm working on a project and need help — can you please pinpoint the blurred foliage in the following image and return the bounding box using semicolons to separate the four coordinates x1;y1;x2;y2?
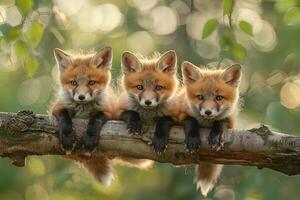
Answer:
0;0;300;199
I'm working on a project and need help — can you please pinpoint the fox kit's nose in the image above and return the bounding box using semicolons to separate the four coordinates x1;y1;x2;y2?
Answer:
205;110;212;116
78;95;85;101
145;100;152;106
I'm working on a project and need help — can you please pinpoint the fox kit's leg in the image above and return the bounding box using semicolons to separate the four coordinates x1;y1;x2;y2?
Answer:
208;119;229;151
84;111;107;152
183;116;200;153
53;109;75;152
153;116;175;154
120;110;142;135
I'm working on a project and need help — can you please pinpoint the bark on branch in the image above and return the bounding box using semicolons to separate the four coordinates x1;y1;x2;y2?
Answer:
0;111;300;176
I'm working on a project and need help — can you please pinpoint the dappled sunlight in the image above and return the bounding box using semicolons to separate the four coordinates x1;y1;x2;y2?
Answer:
25;184;49;200
127;31;154;54
128;0;158;11
0;0;300;199
251;20;277;51
149;6;178;35
5;6;22;27
280;81;300;109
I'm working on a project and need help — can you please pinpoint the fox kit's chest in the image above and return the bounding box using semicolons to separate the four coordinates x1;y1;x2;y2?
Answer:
68;102;102;118
128;102;168;126
193;115;214;128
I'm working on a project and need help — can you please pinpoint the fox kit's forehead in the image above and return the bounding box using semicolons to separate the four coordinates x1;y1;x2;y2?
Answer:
186;73;238;101
123;69;176;88
59;57;110;86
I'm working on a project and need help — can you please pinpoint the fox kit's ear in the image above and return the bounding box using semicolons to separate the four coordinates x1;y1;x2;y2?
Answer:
53;48;72;71
121;51;141;74
182;61;202;84
221;64;242;87
91;47;113;69
157;50;177;75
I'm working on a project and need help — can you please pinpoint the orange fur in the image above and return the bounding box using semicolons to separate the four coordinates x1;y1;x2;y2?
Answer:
181;61;242;197
49;47;118;187
116;51;178;123
50;48;155;186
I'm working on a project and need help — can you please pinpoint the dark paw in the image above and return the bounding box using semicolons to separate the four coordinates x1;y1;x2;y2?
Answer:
60;131;75;153
153;136;167;155
83;131;99;153
208;131;224;151
127;122;143;135
186;135;201;153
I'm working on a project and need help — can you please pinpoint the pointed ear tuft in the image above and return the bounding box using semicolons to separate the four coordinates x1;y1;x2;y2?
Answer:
53;48;72;71
181;61;202;84
221;64;242;87
91;47;113;69
157;50;177;75
121;51;141;74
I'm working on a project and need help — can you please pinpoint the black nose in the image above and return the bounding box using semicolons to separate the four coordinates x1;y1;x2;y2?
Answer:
78;95;85;101
145;100;152;106
205;110;212;116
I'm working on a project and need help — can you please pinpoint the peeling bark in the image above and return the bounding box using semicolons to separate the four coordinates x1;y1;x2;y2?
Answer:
0;111;300;175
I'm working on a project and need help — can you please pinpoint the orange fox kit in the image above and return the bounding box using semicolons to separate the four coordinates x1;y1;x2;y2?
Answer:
50;47;118;186
50;47;113;152
182;61;241;196
117;50;178;153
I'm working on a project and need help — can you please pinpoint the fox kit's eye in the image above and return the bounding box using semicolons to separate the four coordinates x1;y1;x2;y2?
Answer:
89;80;96;86
216;95;224;101
155;85;163;91
136;85;144;90
70;80;77;86
197;95;204;100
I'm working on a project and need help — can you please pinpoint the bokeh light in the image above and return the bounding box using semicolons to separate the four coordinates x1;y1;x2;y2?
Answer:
280;81;300;109
127;31;154;54
0;0;300;200
149;6;178;35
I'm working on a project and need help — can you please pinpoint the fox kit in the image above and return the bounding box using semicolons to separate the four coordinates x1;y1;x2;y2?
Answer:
117;50;179;153
181;61;242;196
50;47;116;186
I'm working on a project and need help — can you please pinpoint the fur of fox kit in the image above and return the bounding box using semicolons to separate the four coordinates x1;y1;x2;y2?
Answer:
116;51;178;126
180;61;242;197
49;47;152;187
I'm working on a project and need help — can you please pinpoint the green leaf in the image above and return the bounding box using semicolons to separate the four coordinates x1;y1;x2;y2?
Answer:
283;7;300;25
239;21;253;36
219;32;236;48
222;0;233;15
0;23;12;36
202;18;218;39
230;43;247;60
15;40;29;59
25;57;38;78
16;0;33;15
6;26;21;41
26;21;44;48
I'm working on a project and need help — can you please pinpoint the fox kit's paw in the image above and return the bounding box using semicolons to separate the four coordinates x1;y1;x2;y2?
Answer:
186;134;201;153
83;133;99;153
208;130;224;151
127;122;143;136
60;127;75;154
153;135;167;154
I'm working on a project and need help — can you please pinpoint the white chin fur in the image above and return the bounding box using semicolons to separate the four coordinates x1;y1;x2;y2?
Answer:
199;109;219;118
139;98;159;107
73;93;93;102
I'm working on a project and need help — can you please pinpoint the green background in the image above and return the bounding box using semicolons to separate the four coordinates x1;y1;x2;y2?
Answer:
0;0;300;199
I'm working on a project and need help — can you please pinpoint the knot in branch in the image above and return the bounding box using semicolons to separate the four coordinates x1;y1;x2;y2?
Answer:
6;110;35;133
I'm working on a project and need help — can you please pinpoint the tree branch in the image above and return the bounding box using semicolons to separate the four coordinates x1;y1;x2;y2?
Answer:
0;111;300;176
